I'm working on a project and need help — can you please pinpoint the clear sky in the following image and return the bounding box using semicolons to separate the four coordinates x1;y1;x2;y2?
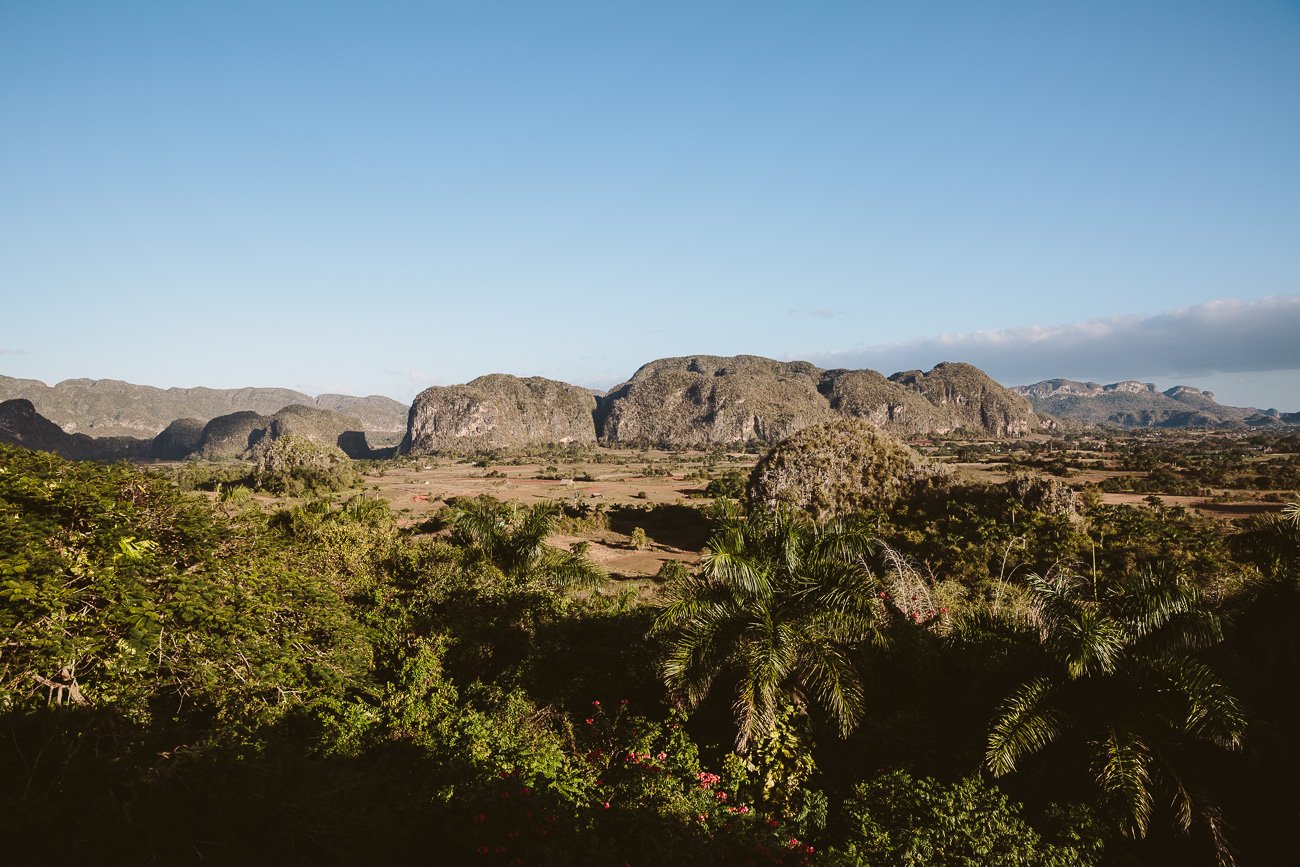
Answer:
2;1;1298;409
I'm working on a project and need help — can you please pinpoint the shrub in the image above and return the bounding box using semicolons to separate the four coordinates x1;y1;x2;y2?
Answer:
252;434;359;495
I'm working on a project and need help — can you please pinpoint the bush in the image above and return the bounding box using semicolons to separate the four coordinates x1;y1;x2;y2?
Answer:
824;771;1099;866
252;434;360;496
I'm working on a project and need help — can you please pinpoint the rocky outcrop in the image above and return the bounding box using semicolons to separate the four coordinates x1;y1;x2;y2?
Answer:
1012;379;1282;430
888;363;1041;437
195;405;373;460
401;375;597;455
818;368;957;436
745;419;951;519
151;418;206;460
0;374;408;439
0;399;151;461
595;356;1046;446
196;411;272;459
596;356;837;447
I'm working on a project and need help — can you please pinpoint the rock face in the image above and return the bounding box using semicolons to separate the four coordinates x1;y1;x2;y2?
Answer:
401;375;598;455
151;418;206;460
0;374;408;439
196;411;272;459
819;368;955;436
888;363;1040;437
196;405;372;460
0;399;151;461
596;356;837;447
1012;379;1283;430
746;419;951;519
597;356;1042;446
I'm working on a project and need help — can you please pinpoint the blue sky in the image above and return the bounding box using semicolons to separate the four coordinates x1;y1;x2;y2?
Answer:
2;1;1298;409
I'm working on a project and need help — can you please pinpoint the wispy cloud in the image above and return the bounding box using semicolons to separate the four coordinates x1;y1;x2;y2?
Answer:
807;295;1300;385
0;348;30;356
385;368;442;384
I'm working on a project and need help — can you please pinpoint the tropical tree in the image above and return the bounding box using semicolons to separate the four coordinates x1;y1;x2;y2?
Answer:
652;507;880;751
448;495;606;590
985;566;1245;863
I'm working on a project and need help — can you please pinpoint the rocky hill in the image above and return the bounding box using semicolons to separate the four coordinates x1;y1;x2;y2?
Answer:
401;375;597;455
0;375;408;439
1012;379;1290;429
596;356;837;447
197;405;374;460
0;399;152;461
594;356;1044;447
888;363;1040;437
746;419;951;519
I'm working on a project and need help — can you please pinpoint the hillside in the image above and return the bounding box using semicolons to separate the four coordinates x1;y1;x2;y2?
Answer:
0;375;408;439
594;356;1045;448
1013;378;1289;429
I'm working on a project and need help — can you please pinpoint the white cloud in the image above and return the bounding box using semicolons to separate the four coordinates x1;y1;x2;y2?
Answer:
808;295;1300;386
0;348;29;356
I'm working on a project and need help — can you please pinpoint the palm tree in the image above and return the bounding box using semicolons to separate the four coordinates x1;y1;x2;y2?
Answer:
652;507;880;751
448;496;606;590
985;565;1245;862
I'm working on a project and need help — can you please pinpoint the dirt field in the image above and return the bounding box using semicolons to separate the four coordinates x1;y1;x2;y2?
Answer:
356;449;756;579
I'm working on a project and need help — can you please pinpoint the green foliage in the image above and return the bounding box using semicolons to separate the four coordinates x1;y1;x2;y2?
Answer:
449;495;608;591
3;437;1295;864
252;434;360;495
653;507;879;750
986;566;1244;853
824;771;1099;866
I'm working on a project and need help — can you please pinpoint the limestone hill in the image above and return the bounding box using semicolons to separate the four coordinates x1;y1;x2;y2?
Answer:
401;375;598;455
593;356;1043;448
746;419;951;519
1012;379;1286;429
0;375;408;439
0;399;151;461
596;356;836;448
197;405;373;460
888;362;1040;437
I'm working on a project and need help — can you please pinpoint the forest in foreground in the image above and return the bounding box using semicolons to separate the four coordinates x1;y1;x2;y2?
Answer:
2;429;1298;866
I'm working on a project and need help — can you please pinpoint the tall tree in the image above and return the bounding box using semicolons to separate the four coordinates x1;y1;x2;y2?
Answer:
985;566;1245;863
448;496;606;590
652;507;880;751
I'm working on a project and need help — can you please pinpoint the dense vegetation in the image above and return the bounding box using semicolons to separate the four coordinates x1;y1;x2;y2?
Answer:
1;439;1296;865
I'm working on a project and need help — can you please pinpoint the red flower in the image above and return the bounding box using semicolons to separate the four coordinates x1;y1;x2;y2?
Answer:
603;801;611;810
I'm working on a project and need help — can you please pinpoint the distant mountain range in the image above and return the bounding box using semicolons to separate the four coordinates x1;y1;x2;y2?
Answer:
1011;378;1299;430
1;362;1296;462
0;374;408;438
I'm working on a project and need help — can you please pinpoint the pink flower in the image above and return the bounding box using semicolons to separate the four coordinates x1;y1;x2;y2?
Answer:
585;718;594;725
592;700;601;706
656;752;667;761
603;801;611;810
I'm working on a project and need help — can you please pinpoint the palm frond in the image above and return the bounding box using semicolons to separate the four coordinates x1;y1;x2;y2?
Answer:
798;638;866;737
1093;727;1155;838
1055;606;1127;678
987;677;1064;776
535;546;607;591
1149;656;1246;750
